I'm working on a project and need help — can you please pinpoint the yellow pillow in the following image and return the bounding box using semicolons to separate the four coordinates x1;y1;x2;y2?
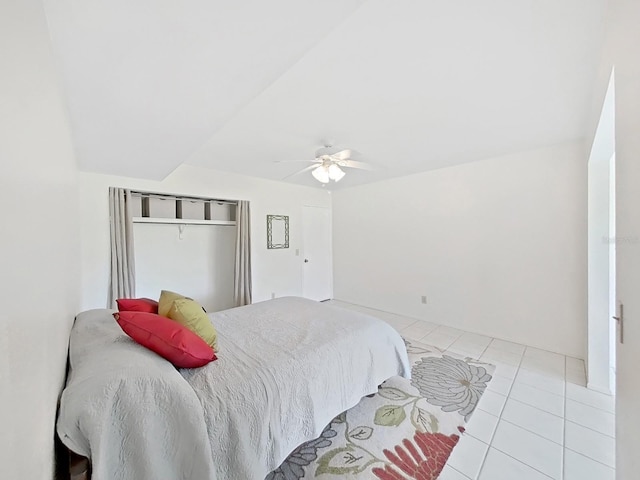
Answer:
158;290;186;318
168;298;218;351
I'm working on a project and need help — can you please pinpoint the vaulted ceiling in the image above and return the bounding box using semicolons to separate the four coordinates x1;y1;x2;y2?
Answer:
44;0;606;189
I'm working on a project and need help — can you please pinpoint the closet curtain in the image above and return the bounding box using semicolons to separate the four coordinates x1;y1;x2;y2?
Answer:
108;187;136;308
234;200;252;306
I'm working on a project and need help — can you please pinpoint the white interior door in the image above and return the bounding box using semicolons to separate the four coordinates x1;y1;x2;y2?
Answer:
615;110;640;478
614;6;640;473
302;205;332;301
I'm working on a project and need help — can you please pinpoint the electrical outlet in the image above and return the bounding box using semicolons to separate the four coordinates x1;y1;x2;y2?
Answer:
271;293;276;299
421;296;427;304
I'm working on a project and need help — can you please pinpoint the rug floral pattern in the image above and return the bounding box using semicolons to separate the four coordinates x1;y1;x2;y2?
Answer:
267;339;495;479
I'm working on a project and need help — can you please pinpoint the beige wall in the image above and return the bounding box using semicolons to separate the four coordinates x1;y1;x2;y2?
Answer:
0;1;81;478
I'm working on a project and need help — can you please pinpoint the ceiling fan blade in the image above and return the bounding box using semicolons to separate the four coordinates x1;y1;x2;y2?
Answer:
281;163;318;180
341;159;374;170
329;149;352;161
274;159;317;163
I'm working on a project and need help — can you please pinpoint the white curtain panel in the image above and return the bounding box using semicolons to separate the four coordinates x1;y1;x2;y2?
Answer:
234;200;252;306
108;187;136;308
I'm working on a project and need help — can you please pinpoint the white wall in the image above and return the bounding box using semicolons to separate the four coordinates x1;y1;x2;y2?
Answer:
134;223;236;312
78;166;331;310
0;1;81;479
333;142;587;358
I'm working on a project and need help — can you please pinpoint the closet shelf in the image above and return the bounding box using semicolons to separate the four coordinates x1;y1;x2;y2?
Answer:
133;217;236;226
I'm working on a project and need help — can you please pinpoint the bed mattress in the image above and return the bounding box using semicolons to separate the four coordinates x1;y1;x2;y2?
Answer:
57;297;410;480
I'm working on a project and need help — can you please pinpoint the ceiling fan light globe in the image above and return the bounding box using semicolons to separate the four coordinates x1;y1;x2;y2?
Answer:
312;165;330;183
328;164;346;182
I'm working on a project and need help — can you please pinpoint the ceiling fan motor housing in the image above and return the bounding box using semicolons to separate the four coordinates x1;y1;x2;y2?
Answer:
315;145;341;157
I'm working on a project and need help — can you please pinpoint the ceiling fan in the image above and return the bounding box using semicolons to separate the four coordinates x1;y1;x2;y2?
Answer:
278;146;373;184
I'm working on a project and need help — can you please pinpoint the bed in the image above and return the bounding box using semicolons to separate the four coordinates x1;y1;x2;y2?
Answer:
57;297;411;480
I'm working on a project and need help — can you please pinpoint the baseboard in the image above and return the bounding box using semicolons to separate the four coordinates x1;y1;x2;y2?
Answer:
586;382;614;396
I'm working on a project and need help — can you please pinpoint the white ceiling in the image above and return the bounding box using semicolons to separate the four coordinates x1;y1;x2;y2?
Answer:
44;0;606;189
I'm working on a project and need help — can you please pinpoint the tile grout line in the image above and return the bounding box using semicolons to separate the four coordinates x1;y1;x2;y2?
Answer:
476;337;493;360
563;394;616;414
486;444;558;480
563;445;616;470
509;376;614;415
513;376;566;397
474;340;526;479
504;395;563;419
460;397;613;468
447;465;472;480
496;417;564;447
564;418;616;439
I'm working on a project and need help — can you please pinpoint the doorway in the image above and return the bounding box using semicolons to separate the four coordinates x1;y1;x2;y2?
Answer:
587;70;616;394
302;205;333;301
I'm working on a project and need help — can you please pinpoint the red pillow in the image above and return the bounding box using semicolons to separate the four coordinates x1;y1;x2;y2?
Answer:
113;311;217;368
116;298;159;314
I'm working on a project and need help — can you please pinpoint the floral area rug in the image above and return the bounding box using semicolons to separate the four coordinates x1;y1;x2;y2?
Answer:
267;338;495;480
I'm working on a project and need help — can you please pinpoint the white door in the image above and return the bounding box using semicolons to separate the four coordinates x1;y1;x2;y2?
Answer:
614;4;640;474
302;205;332;301
615;107;640;477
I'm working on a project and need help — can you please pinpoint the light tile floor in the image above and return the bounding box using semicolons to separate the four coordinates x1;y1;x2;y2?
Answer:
330;300;616;480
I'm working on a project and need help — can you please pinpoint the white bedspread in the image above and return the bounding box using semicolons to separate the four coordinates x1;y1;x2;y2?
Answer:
57;298;410;480
57;309;215;480
181;297;410;480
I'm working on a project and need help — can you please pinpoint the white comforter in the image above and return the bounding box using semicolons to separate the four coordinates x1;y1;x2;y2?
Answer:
183;297;411;479
57;297;410;480
57;309;216;480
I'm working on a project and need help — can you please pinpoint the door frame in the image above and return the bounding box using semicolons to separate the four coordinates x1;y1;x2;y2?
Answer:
301;204;333;301
587;70;616;395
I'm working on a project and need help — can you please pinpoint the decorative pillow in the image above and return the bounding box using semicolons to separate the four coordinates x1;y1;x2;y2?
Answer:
113;311;216;368
116;298;159;314
168;298;218;350
158;290;186;317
